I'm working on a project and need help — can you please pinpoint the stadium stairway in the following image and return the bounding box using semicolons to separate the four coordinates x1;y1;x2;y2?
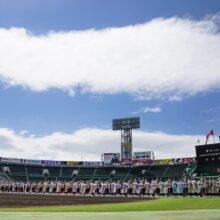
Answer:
0;172;12;181
185;162;197;177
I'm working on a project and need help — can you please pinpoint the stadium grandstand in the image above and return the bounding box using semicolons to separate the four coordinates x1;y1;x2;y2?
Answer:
1;144;220;182
0;155;202;182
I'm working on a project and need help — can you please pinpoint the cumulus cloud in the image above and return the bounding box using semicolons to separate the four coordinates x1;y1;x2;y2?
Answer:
0;16;219;99
0;127;206;161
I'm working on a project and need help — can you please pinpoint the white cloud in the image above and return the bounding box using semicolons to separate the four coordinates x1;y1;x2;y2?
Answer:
202;106;220;114
168;95;182;102
133;106;162;114
0;16;220;100
19;130;29;136
143;107;162;113
0;127;207;161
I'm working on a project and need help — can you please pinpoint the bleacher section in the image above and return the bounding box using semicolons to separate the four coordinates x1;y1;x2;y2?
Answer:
26;165;43;180
0;162;189;181
60;167;77;180
77;167;95;180
163;164;187;178
94;167;113;180
112;167;130;180
147;165;167;178
195;164;220;177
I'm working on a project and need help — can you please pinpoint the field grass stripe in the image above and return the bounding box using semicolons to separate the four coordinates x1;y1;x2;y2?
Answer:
1;210;220;220
0;198;220;212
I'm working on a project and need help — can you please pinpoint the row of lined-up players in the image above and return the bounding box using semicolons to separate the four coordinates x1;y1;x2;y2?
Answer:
0;178;220;196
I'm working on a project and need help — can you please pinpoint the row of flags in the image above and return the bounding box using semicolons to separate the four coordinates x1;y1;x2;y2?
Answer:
197;129;220;145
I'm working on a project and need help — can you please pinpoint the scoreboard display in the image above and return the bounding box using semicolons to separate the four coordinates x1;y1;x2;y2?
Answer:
112;117;140;130
196;143;220;164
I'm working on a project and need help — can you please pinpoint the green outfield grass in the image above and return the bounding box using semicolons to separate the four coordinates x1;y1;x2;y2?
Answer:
1;210;220;220
0;197;220;212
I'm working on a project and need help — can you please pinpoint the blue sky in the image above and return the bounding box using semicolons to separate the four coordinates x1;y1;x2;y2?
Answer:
0;0;220;160
1;0;219;33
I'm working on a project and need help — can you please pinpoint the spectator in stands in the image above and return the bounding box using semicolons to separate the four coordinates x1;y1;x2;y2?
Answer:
111;154;119;163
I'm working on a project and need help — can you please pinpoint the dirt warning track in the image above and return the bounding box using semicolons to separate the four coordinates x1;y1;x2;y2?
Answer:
0;193;155;207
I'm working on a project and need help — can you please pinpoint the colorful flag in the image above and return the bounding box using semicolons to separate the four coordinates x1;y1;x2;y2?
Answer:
206;130;214;139
205;129;214;144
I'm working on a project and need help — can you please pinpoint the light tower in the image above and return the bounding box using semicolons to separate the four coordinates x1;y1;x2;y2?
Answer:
112;117;140;162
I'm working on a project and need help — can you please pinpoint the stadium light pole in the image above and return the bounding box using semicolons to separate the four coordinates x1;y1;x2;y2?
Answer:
112;117;140;163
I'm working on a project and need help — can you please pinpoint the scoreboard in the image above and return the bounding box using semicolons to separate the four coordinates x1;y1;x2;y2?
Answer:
196;143;220;164
112;117;140;130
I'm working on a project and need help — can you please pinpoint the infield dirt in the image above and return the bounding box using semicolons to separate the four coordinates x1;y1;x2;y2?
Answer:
0;193;154;208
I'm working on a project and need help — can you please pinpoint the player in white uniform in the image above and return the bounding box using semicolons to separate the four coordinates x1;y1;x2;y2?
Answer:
122;181;128;196
163;180;168;196
105;181;110;195
100;181;106;195
138;180;144;197
197;179;203;196
187;179;192;196
191;179;197;196
132;180;138;195
112;181;117;196
158;180;164;196
217;178;220;196
144;180;150;196
127;180;132;195
116;181;122;195
150;180;156;196
177;180;183;196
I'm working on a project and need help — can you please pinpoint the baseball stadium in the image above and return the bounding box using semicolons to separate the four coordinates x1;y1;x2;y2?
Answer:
1;1;220;220
0;117;220;220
